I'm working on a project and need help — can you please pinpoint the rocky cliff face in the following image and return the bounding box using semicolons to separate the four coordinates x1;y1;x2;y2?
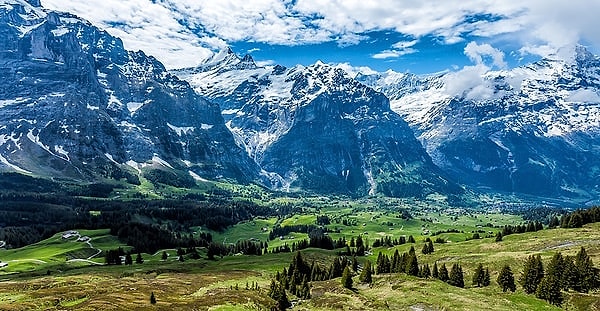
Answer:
358;46;600;200
0;0;262;185
175;51;461;197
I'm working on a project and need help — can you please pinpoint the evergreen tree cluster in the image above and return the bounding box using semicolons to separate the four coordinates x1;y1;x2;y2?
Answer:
448;263;465;288
268;233;369;256
421;238;434;254
269;252;369;308
104;247;126;265
472;263;491;287
520;247;600;306
497;265;516;292
375;246;421;277
501;221;543;238
560;206;600;228
372;236;407;247
0;192;274;250
268;224;323;240
316;215;330;225
520;255;544;294
105;248;144;265
110;223;213;254
206;240;266;259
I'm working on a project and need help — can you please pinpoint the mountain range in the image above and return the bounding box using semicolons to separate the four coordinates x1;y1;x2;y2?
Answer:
0;0;262;188
174;49;460;197
357;48;600;201
1;0;599;202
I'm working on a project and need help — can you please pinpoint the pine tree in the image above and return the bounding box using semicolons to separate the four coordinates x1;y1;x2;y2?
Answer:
135;252;144;264
422;263;431;279
495;232;503;242
391;250;401;273
472;263;485;287
439;263;449;282
432;262;439;279
406;252;420;277
376;252;390;274
520;255;544;294
150;292;156;304
574;247;596;293
408;235;415;243
341;266;353;289
483;268;491;286
422;243;430;255
359;260;373;284
548;216;560;229
498;265;516;292
562;255;577;291
269;282;290;311
124;253;133;265
300;278;311;299
421;240;434;254
448;263;464;288
536;253;564;306
161;251;168;261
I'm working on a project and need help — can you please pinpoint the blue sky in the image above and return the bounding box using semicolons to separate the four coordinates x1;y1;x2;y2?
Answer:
231;32;539;74
42;0;600;74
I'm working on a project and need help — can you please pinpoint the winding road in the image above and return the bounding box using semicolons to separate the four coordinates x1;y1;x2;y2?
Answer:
66;232;102;261
0;232;103;269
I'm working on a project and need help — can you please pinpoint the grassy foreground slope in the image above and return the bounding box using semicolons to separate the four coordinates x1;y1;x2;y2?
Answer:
0;223;599;310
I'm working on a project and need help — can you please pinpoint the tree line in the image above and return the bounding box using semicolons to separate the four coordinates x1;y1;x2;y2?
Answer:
0;192;274;250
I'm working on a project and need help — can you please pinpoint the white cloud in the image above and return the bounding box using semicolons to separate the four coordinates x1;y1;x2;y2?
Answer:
42;0;213;69
40;0;600;68
373;40;418;59
392;40;418;50
372;49;413;59
464;42;507;69
335;62;377;77
255;60;275;67
443;64;497;101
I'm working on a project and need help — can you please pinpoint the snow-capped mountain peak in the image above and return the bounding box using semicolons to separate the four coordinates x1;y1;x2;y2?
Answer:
360;45;600;199
0;0;263;184
175;51;460;197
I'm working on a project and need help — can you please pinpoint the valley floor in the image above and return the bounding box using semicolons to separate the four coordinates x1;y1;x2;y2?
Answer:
1;222;599;310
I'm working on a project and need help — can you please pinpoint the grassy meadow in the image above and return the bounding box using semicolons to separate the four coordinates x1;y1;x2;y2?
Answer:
0;199;599;310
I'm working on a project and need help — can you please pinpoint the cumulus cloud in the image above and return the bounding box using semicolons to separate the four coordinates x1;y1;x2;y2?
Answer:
372;40;418;59
335;63;377;77
443;64;497;101
41;0;600;68
42;0;213;69
464;42;506;69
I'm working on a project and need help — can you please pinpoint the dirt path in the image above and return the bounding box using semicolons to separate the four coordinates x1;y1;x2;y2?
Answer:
65;231;103;262
66;258;103;265
0;241;5;248
7;259;47;264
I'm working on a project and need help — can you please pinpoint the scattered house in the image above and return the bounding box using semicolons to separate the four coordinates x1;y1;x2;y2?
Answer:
62;231;79;239
77;236;90;242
